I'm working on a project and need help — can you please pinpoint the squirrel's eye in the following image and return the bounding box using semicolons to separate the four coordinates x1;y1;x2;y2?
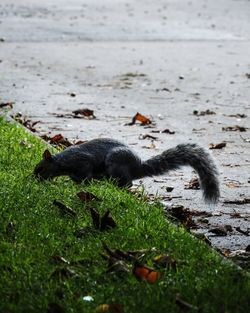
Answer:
35;166;44;175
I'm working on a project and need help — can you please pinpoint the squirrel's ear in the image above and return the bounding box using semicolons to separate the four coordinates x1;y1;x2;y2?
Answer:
43;149;52;161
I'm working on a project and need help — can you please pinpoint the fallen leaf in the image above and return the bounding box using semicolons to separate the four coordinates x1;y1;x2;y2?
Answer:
235;227;249;236
89;209;116;231
151;128;175;134
224;249;250;269
175;293;199;311
122;72;146;78
11;113;40;132
152;254;176;270
89;207;100;229
222;125;248;132
245;73;250;79
101;242;156;262
100;210;117;231
0;101;14;108
74;226;95;238
156;87;171;92
226;181;241;188
208;225;232;236
193;233;212;245
209;142;226;149
166;186;174;192
72;108;95;118
161;128;175;134
126;112;151;126
50;267;78;279
184;177;200;190
53;200;77;217
77;191;99;201
165;205;197;229
223;198;250;205
95;304;124;313
139;134;158;140
133;263;162;284
49;134;72;147
222;163;240;167
51;255;70;265
142;141;156;149
227;113;247;118
105;258;131;276
193;109;216;116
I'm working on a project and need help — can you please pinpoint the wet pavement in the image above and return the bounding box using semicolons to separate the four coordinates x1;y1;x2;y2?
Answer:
0;0;250;253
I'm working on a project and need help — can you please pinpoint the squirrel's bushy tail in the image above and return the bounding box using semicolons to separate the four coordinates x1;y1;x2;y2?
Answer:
140;144;220;203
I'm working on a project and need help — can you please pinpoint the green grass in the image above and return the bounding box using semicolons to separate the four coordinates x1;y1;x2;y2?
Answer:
0;116;249;313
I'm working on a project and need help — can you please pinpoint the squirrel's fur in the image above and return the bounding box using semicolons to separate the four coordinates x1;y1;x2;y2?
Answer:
34;138;220;203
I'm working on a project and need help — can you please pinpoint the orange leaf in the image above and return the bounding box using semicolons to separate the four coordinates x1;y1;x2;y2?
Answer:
127;112;152;125
133;263;161;283
50;134;63;142
95;304;123;313
134;112;151;125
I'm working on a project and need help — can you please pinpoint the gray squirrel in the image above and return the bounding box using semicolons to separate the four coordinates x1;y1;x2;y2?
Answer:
33;138;220;203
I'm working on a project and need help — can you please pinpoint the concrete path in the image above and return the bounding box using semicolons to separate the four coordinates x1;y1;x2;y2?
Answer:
0;0;250;252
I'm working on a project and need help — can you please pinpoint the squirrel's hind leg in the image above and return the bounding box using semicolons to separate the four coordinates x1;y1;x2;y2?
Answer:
105;147;138;188
107;165;132;188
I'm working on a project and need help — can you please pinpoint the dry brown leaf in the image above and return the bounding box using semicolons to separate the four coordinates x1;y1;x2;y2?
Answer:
208;225;232;236
184;177;200;190
72;108;95;118
0;101;14;108
139;134;158;140
165;205;197;229
175;293;199;311
235;227;249;236
209;142;226;149
89;209;116;231
193;109;216;116
227;113;247;118
226;181;241;188
142;141;156;149
100;210;117;231
151;128;175;134
11;113;39;132
223;198;250;205
222;125;248;132
77;191;99;201
53;200;77;217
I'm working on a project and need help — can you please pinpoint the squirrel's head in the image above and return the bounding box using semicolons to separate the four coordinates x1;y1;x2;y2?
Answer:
33;149;58;180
